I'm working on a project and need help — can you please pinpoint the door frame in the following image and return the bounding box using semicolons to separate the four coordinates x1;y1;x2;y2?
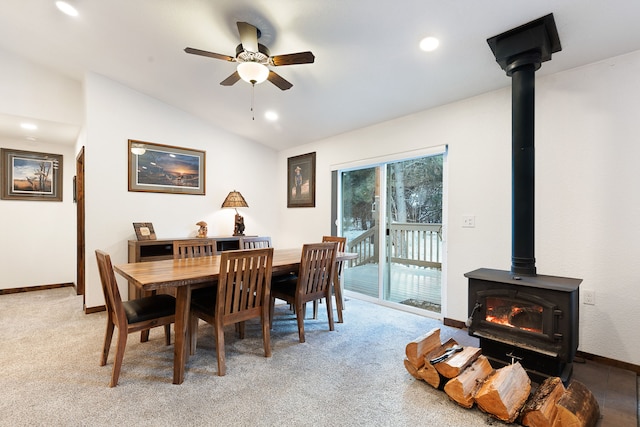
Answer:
331;145;448;316
76;146;85;308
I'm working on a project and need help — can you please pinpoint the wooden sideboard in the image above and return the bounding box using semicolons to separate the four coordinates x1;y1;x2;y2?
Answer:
126;236;257;298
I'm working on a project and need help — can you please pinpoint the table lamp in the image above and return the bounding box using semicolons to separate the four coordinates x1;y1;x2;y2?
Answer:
221;190;248;236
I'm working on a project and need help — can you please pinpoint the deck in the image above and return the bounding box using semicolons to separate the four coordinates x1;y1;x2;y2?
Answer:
343;262;442;313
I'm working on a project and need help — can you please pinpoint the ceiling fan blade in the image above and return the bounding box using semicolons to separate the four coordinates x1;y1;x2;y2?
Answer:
267;71;293;91
220;71;241;86
184;47;235;62
237;22;259;53
271;51;315;66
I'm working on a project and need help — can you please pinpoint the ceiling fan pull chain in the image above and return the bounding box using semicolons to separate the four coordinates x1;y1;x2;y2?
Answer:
251;83;255;120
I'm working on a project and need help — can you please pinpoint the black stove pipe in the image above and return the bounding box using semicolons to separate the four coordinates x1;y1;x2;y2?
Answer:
509;56;539;276
487;14;561;277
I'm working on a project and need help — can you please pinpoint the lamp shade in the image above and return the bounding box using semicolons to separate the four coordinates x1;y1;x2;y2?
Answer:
221;190;248;208
237;62;269;85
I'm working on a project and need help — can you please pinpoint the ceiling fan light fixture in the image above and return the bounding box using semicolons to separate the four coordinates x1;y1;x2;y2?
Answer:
237;62;269;85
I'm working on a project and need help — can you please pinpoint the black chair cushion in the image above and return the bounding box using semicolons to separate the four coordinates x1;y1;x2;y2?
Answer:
272;273;297;285
190;288;216;314
123;294;176;324
271;275;297;298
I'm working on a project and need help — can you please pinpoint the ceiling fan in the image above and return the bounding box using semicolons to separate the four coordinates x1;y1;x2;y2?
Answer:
185;22;315;91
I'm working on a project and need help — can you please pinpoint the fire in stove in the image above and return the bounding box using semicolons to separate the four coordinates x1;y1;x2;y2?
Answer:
485;297;543;333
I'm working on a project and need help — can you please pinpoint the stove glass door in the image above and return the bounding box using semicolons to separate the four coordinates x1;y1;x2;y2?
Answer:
484;296;543;333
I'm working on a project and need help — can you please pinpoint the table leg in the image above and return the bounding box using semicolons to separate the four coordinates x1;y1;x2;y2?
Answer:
173;285;191;385
140;288;154;342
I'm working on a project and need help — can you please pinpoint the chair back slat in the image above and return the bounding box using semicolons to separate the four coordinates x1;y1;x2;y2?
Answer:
218;248;274;324
240;236;272;249
173;239;216;259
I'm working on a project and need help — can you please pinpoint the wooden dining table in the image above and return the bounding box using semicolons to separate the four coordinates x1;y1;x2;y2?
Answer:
114;248;356;384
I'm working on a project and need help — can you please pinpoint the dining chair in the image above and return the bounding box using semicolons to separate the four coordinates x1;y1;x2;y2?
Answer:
95;250;176;387
173;238;216;258
173;239;218;353
189;247;274;376
313;235;347;323
270;242;338;343
240;236;272;249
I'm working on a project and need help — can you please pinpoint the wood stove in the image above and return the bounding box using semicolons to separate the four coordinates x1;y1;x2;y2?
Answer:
466;14;582;384
466;268;580;382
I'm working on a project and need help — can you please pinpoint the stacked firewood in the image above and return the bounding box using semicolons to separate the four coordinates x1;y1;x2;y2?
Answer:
404;328;600;426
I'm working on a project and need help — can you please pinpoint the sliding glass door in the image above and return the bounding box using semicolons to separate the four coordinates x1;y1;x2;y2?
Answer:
339;151;444;315
383;156;443;312
340;166;381;298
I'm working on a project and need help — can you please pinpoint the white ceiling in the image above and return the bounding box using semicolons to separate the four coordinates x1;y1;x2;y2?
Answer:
1;0;640;151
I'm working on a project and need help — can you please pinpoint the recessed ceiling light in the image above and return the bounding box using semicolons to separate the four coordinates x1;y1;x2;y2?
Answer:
20;122;38;131
264;111;279;121
55;1;79;17
419;36;440;52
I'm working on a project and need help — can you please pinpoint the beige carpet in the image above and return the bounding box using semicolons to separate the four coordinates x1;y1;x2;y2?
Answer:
0;287;504;426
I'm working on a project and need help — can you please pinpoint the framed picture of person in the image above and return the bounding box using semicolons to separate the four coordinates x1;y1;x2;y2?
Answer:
287;152;315;208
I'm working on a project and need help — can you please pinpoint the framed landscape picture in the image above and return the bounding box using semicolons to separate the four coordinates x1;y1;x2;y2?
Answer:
287;152;316;208
1;148;63;201
128;139;206;195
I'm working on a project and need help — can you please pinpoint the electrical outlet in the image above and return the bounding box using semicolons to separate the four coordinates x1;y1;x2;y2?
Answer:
462;215;476;228
583;290;595;305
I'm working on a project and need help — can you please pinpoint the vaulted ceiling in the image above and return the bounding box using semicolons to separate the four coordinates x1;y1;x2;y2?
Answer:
1;0;640;150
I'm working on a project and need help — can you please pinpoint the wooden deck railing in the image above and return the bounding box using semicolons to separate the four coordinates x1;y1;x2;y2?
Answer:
347;227;378;266
388;223;442;269
346;223;442;270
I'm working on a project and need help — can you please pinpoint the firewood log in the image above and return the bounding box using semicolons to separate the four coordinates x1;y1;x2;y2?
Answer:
434;345;482;378
553;380;600;427
474;362;531;423
418;338;458;389
405;328;441;368
417;361;443;389
404;358;421;380
520;376;566;427
443;355;494;408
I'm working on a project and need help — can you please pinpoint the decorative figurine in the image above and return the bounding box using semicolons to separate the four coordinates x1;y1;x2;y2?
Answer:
234;213;245;236
196;221;208;238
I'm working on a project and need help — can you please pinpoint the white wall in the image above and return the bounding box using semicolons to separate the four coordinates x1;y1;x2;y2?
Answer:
276;50;640;366
82;73;279;308
0;48;82;125
0;49;80;290
0;138;77;288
